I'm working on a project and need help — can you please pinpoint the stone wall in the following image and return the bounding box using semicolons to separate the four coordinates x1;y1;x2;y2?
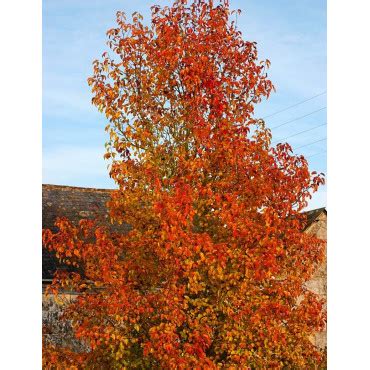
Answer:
304;212;327;349
42;292;88;352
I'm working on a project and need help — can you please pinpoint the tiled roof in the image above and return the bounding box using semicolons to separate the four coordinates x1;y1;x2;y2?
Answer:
303;207;326;231
42;184;130;280
42;184;326;281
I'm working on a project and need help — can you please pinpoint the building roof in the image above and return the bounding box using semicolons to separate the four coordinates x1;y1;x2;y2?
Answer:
303;207;327;231
42;184;326;281
42;184;129;280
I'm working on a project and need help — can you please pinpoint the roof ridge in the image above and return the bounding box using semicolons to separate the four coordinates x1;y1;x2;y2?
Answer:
42;184;115;193
303;207;326;214
42;185;327;214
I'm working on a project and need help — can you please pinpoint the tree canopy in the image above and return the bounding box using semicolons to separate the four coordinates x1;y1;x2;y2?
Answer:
43;1;326;368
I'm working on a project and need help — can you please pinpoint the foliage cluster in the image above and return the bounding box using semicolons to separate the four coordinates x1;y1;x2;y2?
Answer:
43;1;326;368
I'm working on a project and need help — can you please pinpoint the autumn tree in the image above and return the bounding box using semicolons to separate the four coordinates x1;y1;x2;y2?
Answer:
43;0;326;368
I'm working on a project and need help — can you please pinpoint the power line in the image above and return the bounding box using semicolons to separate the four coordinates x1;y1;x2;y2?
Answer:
270;107;326;130
306;150;327;159
294;138;327;150
262;91;327;119
272;122;327;144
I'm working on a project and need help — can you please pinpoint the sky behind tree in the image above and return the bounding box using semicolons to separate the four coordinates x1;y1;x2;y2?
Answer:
43;0;326;210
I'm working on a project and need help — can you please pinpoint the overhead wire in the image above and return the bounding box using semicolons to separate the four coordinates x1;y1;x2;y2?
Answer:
270;107;326;130
305;150;327;159
272;122;327;144
262;91;326;119
294;138;327;150
258;92;327;158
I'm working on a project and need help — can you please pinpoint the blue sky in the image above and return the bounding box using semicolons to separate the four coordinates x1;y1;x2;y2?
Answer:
43;0;326;210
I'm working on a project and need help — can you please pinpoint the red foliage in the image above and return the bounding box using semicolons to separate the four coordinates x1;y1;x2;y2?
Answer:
43;1;326;368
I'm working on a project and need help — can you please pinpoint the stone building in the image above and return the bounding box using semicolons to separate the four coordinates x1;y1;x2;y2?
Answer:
42;184;130;349
302;207;327;348
42;184;327;349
